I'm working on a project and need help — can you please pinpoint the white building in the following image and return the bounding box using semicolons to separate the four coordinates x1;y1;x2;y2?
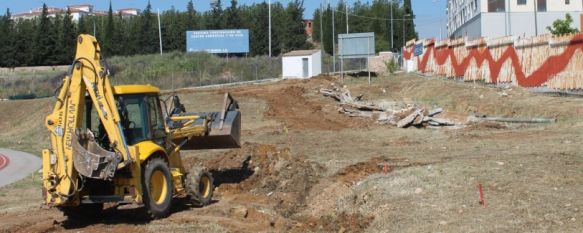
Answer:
12;4;138;21
282;50;322;79
447;0;583;38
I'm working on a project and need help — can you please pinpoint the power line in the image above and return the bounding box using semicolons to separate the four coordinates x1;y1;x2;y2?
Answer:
330;9;440;22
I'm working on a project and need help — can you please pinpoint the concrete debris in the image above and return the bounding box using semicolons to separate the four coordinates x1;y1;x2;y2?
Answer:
320;86;461;128
469;114;556;124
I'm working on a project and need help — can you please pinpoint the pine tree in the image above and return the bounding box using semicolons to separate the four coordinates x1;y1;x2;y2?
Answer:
269;3;285;56
60;7;76;63
78;16;88;34
162;8;186;52
35;4;57;65
115;12;128;55
140;1;157;54
0;9;10;67
250;3;269;55
209;0;223;29
403;0;417;43
14;19;36;66
104;1;115;56
284;0;308;52
225;0;241;29
186;0;197;29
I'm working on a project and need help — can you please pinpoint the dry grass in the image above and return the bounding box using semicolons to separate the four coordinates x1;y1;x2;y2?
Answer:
1;73;583;232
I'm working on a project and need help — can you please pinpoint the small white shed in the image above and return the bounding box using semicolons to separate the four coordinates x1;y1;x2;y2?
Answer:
282;50;322;79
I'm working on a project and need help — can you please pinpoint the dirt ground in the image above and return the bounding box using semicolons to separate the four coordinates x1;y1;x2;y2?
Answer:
1;73;583;232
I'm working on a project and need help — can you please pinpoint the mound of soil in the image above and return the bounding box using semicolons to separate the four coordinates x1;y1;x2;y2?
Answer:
335;157;386;184
205;143;323;217
299;213;375;233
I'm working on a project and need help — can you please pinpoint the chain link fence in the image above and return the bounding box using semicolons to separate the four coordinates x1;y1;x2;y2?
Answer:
0;54;282;99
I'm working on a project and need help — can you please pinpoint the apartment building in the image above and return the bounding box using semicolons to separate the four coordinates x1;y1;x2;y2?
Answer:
12;4;138;21
447;0;583;38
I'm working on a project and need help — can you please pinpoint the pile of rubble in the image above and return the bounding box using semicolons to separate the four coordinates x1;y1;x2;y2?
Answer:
319;85;459;128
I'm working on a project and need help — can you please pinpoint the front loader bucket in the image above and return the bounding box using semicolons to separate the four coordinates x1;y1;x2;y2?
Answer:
170;93;241;150
176;111;241;150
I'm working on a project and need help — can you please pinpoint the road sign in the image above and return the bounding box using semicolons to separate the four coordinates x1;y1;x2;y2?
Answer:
338;32;375;59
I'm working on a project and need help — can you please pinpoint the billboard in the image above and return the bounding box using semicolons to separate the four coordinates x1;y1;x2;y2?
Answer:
186;29;249;54
338;32;375;59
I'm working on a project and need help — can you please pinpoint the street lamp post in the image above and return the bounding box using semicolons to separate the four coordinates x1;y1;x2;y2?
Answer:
268;0;272;57
332;1;336;73
533;0;538;36
403;14;411;50
345;1;349;33
390;1;393;50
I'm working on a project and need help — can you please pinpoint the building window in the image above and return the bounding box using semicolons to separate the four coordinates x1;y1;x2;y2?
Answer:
537;0;547;12
517;0;526;5
565;0;570;4
488;0;505;12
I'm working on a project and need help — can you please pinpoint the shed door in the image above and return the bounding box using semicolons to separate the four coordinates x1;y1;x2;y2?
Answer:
302;58;309;78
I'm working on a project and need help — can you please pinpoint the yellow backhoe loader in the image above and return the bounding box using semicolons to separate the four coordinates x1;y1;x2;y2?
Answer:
42;34;241;219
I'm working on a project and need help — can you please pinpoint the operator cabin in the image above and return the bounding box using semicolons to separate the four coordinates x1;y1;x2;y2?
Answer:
282;50;322;79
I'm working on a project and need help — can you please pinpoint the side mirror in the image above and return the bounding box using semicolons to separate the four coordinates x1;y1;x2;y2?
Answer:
170;95;186;116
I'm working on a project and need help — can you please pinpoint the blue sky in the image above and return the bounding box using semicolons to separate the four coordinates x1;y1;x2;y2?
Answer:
0;0;447;39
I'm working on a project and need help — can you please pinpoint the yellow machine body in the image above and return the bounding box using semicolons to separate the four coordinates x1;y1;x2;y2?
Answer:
41;35;240;213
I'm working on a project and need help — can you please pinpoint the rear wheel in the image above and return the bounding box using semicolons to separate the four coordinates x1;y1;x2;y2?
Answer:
186;166;214;206
142;157;173;218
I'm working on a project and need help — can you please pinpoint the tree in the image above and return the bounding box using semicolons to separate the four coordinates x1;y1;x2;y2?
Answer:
162;8;186;52
283;0;309;52
59;7;77;63
270;3;285;56
403;0;417;43
225;0;241;29
547;14;579;35
140;1;157;54
14;19;36;66
103;1;115;56
77;15;89;34
0;9;10;67
250;3;269;55
208;0;223;29
186;0;197;29
35;4;57;65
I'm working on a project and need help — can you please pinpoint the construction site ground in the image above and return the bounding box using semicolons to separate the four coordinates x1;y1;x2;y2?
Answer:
1;73;583;232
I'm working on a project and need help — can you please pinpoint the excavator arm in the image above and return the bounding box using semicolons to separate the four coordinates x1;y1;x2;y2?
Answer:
43;35;133;204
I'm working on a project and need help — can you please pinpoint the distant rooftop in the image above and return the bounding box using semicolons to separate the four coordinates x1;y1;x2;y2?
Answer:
283;50;321;57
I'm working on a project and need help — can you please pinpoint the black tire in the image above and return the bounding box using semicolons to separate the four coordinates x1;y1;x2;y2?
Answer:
60;203;103;221
142;157;173;218
186;166;214;206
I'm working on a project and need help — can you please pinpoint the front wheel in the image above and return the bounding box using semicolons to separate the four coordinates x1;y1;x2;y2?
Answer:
142;157;173;218
186;166;214;206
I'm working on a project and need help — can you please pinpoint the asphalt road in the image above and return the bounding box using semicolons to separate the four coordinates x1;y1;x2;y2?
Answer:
0;148;42;187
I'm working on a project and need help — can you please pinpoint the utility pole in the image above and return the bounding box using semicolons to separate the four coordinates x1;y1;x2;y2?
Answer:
320;2;324;54
390;1;393;50
533;0;538;36
505;0;509;36
403;14;410;49
345;1;349;33
268;0;272;57
332;1;336;73
158;9;163;55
